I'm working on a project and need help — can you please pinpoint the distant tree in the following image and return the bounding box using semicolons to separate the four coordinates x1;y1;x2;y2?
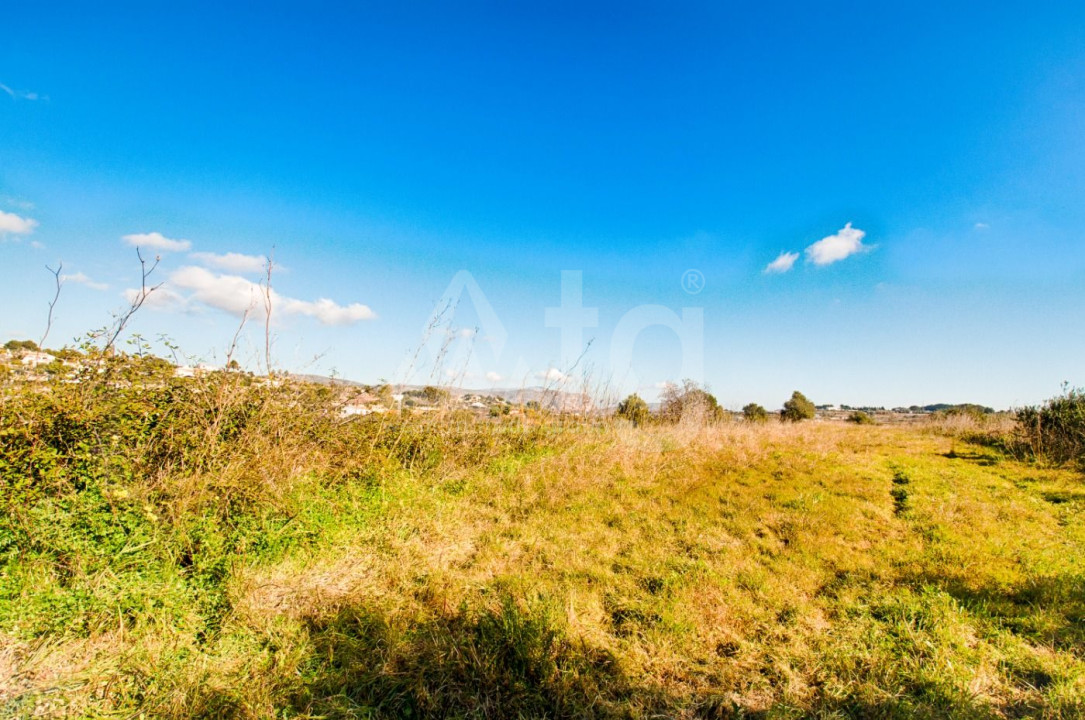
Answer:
616;393;651;426
742;403;769;423
4;339;39;352
660;380;724;424
421;385;451;405
374;384;395;407
848;410;875;425
781;391;816;422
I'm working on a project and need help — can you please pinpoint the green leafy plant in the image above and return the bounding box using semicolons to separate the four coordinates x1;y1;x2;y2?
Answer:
1015;385;1085;467
781;391;816;422
616;393;650;426
742;403;769;423
659;381;724;424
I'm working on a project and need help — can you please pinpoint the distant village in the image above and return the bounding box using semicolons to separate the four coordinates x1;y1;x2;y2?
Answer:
1;340;996;422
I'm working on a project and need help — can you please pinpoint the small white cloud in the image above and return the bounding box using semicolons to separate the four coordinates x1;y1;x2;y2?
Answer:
805;222;869;266
974;222;990;230
123;285;189;312
485;371;503;383
30;240;44;249
189;251;268;274
122;232;192;252
764;251;799;274
283;296;376;325
0;83;43;101
145;265;376;326
537;367;566;382
62;272;109;291
0;210;38;237
0;196;35;211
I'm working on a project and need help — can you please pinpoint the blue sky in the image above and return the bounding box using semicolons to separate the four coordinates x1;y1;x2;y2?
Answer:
2;1;1084;408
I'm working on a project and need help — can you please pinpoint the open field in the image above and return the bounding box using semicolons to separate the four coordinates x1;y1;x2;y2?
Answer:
2;372;1084;718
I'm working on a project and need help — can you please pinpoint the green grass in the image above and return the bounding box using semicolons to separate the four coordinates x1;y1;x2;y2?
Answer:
2;373;1084;718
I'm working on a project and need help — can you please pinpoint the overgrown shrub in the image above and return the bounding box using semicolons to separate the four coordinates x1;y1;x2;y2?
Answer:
848;410;875;425
616;393;650;426
742;403;769;423
781;391;815;422
1015;386;1085;467
659;381;723;424
3;339;39;352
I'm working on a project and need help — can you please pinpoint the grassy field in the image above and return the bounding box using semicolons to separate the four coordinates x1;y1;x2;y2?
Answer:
2;372;1084;718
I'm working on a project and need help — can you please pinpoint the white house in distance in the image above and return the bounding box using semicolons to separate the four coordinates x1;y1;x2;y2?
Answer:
20;351;54;367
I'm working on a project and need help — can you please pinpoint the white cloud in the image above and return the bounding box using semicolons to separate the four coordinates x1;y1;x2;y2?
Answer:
0;83;43;101
974;222;990;230
0;210;38;237
146;265;376;326
537;367;566;382
62;272;109;291
123;285;189;312
169;266;262;316
764;251;799;274
189;251;268;274
122;232;192;252
0;196;34;210
805;222;869;266
485;371;503;383
283;296;377;325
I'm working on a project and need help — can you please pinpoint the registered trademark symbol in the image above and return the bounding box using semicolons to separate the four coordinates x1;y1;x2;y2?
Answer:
681;269;704;295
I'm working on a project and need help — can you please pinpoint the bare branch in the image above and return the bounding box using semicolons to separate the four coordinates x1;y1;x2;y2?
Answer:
263;248;275;375
40;261;63;348
103;248;162;354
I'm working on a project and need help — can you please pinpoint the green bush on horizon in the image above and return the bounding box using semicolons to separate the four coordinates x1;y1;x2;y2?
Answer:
1015;386;1085;467
659;380;724;424
781;391;816;422
616;393;650;426
742;403;769;423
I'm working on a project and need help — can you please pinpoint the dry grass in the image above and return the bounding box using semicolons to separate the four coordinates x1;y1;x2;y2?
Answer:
3;371;1085;718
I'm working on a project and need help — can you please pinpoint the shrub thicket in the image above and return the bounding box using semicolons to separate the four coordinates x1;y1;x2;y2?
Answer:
3;339;39;352
781;391;815;422
742;403;769;423
1015;386;1085;467
848;410;875;425
615;393;650;426
659;381;724;424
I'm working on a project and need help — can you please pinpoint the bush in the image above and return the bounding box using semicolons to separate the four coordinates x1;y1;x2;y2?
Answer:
616;393;650;427
421;385;451;405
781;391;815;422
848;411;875;425
3;339;39;352
936;404;991;422
742;403;769;423
1015;387;1085;467
659;381;723;424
